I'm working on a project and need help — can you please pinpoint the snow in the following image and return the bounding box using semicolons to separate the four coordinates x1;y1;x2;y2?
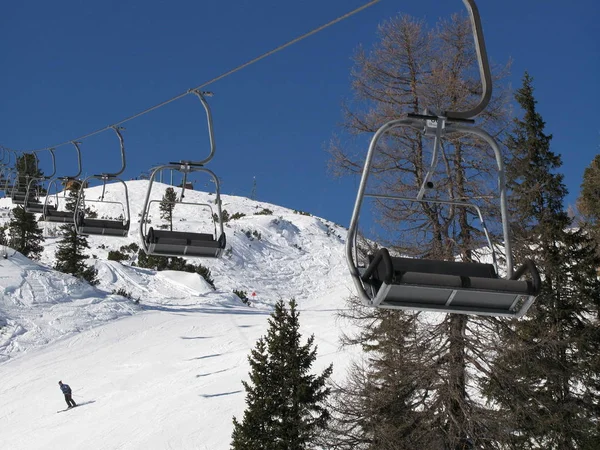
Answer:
0;180;358;449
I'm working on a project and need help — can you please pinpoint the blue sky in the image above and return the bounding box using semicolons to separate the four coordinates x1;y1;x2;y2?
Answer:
1;0;598;228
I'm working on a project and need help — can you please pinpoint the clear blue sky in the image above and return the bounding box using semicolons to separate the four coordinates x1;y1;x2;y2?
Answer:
1;0;598;228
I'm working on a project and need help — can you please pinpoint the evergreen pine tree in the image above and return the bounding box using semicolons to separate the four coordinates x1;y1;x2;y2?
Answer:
8;206;44;259
0;224;8;246
54;186;98;285
483;72;600;449
577;154;600;249
14;153;43;195
135;249;169;271
159;187;177;231
231;299;333;450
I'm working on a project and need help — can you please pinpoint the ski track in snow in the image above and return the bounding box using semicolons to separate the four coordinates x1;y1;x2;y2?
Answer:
0;181;359;449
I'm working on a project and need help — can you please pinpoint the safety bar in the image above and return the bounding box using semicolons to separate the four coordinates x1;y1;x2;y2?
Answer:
363;193;499;274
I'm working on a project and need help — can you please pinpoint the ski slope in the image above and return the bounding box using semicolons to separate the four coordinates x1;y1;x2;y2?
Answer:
0;181;358;449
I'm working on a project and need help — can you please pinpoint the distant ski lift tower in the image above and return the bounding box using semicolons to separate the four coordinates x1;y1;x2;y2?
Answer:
251;176;257;200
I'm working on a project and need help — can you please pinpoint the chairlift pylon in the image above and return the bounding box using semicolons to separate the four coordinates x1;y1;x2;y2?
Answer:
345;0;541;317
139;90;226;258
74;127;131;237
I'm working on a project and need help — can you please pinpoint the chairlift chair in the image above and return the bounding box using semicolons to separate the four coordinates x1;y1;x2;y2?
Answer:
139;90;226;258
0;168;13;195
23;149;57;214
345;0;541;318
141;165;226;257
0;148;11;192
10;152;39;206
74;127;131;237
42;141;83;224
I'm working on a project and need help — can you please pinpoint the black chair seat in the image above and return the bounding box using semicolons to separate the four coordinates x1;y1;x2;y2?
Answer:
361;248;541;317
11;194;29;204
145;227;226;258
25;202;44;213
43;209;75;223
78;218;130;237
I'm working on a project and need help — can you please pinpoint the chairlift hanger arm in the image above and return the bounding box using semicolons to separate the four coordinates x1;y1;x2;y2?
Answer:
188;90;216;166
443;0;492;120
95;126;126;178
32;152;39;175
65;141;83;180
41;148;57;179
5;149;16;167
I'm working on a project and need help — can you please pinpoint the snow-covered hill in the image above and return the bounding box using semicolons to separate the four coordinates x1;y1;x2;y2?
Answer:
0;181;357;450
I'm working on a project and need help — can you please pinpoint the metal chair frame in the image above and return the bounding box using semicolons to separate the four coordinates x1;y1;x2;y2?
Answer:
345;0;541;317
74;127;131;237
42;141;84;223
139;90;226;258
23;149;56;213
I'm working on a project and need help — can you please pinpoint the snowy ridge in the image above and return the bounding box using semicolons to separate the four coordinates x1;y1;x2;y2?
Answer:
0;181;357;450
0;252;137;362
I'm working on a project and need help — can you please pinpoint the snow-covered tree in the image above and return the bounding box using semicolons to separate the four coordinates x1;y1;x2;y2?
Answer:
159;187;177;231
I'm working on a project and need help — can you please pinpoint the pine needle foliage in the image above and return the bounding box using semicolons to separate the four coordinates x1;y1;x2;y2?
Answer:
159;187;177;231
577;154;600;251
483;72;600;449
8;206;44;259
231;299;333;450
54;187;98;285
8;153;45;259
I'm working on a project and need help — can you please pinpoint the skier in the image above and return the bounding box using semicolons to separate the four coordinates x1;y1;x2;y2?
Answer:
58;381;77;408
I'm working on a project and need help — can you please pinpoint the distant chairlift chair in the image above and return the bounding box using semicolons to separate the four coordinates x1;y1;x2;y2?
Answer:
0;148;13;194
74;127;131;237
11;151;53;208
10;152;36;205
345;0;541;318
139;90;226;258
24;149;57;214
0;167;15;196
42;141;84;224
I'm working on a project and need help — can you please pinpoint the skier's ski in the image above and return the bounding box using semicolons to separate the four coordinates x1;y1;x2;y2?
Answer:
56;400;95;413
57;406;78;413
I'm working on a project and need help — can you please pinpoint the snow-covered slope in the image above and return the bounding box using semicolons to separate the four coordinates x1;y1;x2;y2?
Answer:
0;181;357;450
0;253;137;362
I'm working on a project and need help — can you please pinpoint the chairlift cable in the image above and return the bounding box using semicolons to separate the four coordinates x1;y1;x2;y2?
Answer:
6;0;380;154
